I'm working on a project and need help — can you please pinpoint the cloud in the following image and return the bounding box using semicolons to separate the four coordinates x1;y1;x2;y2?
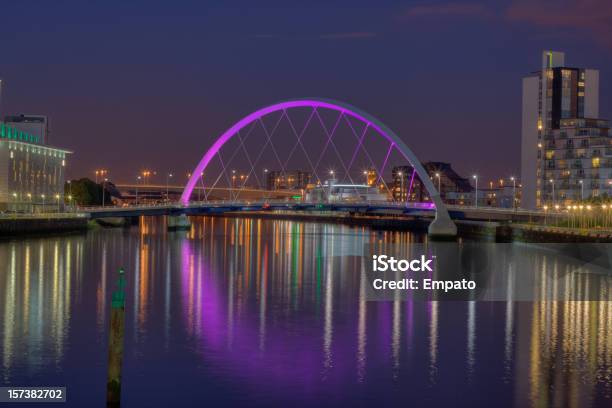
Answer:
506;0;612;47
318;32;377;40
401;3;491;19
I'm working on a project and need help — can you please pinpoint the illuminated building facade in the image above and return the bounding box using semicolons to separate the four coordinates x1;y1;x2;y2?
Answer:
364;168;377;186
4;114;49;145
306;180;386;202
0;121;70;212
265;170;311;190
392;162;472;204
521;50;602;208
542;118;611;204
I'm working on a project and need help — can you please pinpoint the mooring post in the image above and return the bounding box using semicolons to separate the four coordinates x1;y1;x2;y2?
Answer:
107;267;126;407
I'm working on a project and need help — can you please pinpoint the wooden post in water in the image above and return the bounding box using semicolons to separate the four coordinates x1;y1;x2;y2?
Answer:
107;267;126;407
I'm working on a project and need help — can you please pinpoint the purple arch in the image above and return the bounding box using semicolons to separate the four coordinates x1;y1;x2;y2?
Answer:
181;98;456;236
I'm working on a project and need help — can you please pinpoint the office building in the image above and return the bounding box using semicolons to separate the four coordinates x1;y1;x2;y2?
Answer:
0;121;70;212
306;180;386;202
4;114;49;145
521;50;608;208
266;170;311;190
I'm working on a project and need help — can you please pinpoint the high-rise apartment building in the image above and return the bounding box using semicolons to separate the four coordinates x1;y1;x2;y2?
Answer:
521;51;608;208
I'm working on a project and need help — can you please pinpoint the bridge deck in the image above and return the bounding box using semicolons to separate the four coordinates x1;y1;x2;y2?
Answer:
84;201;546;223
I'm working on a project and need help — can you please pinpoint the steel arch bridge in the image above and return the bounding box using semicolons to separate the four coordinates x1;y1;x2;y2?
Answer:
181;98;456;237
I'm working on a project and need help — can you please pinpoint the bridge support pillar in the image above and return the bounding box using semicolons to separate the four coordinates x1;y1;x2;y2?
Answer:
168;214;191;231
428;197;457;239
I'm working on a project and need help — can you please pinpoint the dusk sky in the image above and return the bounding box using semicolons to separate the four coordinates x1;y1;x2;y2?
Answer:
1;0;610;185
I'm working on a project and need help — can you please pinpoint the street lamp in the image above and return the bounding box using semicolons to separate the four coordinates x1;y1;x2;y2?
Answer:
55;194;61;213
398;171;404;202
510;176;516;210
136;176;141;205
363;170;368;185
166;173;173;202
27;193;32;213
435;172;441;194
328;170;335;202
102;178;108;207
95;169;107;184
473;175;478;208
549;179;555;206
263;168;269;199
579;179;584;201
41;194;46;212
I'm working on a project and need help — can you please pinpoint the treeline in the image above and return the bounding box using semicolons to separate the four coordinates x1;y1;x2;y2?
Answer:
64;178;120;206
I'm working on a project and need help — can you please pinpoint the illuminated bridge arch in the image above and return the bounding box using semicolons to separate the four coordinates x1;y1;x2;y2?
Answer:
181;98;456;237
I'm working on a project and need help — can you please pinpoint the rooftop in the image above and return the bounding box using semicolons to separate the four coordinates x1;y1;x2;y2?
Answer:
0;122;42;144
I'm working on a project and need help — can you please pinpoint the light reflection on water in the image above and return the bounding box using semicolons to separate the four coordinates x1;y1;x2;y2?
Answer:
0;216;610;407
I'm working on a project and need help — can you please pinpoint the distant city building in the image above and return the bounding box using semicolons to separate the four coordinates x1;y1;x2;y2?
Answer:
0;121;70;212
391;162;473;204
363;168;377;186
521;50;609;208
477;178;521;208
266;170;311;190
306;179;386;202
4;114;49;145
391;165;412;201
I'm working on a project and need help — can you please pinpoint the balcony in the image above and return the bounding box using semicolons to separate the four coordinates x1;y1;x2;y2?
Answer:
591;138;610;147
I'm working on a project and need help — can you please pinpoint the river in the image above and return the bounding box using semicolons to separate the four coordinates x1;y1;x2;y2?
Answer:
0;216;610;407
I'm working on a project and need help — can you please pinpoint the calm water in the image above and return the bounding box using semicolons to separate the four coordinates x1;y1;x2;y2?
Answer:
0;216;610;407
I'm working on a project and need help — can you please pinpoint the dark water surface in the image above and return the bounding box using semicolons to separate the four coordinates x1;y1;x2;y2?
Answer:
0;216;610;407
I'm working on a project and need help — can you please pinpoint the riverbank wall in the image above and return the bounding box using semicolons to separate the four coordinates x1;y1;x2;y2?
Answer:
0;214;89;237
201;211;612;242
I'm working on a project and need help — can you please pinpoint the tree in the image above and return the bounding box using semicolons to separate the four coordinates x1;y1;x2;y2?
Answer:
65;178;102;205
